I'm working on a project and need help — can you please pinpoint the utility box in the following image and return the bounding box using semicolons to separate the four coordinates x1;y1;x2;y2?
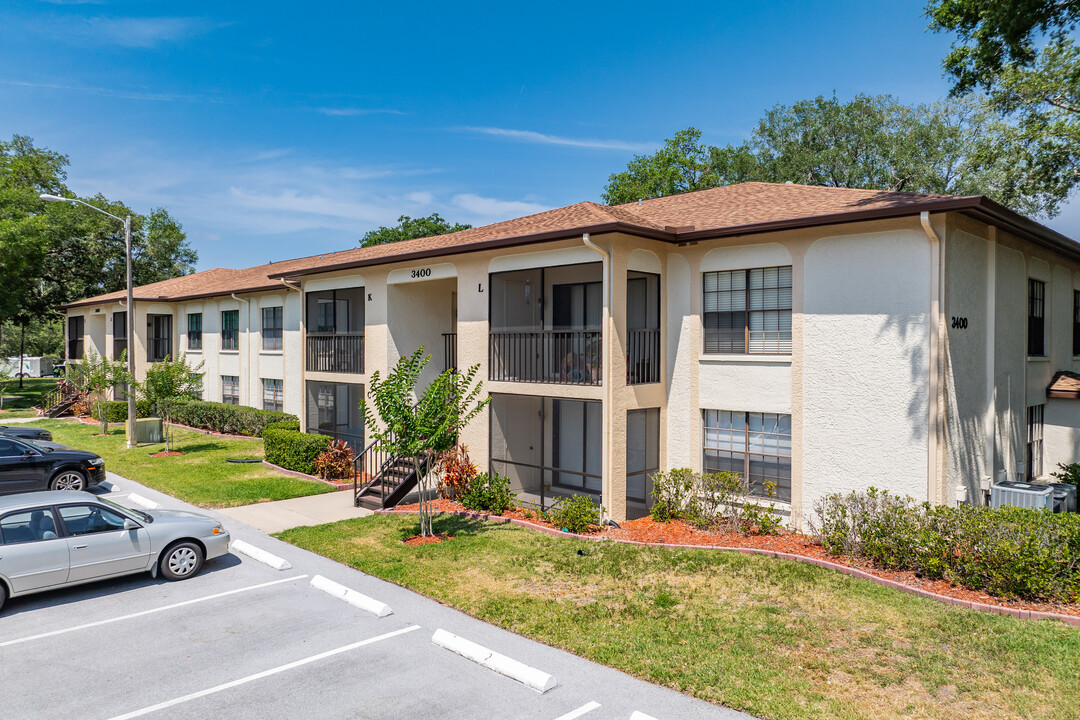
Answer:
126;417;163;444
1049;483;1078;513
990;481;1053;510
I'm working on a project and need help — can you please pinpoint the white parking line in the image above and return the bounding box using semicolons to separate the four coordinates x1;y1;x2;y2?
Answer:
432;628;557;693
0;575;308;648
231;539;292;570
310;575;392;617
554;701;601;720
630;712;660;720
126;493;160;509
105;625;422;720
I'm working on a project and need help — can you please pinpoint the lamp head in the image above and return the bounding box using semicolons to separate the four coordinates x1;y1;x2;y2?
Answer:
39;194;74;203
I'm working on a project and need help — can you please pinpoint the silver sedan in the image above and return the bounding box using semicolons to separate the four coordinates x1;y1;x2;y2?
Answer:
0;490;230;611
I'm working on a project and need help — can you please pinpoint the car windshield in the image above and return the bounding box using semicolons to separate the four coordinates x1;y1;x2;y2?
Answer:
97;496;153;523
20;438;52;453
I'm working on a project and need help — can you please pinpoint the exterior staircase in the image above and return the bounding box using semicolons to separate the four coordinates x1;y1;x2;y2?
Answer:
40;381;82;418
353;435;429;510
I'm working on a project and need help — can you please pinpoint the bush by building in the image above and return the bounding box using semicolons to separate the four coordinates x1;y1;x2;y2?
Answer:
263;428;332;475
459;471;515;515
157;397;297;437
90;399;154;424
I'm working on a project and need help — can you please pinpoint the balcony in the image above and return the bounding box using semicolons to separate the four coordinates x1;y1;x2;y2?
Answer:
442;332;457;373
626;328;660;385
489;330;601;386
306;333;364;374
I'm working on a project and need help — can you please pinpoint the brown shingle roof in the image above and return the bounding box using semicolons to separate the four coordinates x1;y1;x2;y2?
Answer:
1048;370;1080;399
64;182;1079;308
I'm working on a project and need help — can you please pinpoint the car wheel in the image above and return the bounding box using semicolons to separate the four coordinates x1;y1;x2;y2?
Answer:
50;470;86;491
0;582;7;613
159;541;204;581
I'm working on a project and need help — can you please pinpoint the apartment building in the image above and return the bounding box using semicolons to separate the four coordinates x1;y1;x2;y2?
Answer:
62;182;1080;526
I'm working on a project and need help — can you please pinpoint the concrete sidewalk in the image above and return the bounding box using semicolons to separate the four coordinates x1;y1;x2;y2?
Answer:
218;487;372;533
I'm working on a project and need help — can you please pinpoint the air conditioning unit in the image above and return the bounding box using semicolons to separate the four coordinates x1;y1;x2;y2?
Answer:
990;481;1053;510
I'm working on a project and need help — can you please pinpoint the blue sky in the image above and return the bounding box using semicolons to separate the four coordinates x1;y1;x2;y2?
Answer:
4;0;1079;270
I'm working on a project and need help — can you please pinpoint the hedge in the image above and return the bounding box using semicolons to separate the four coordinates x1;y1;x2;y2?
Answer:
263;429;332;475
157;397;297;437
264;420;301;433
91;400;153;424
814;488;1080;603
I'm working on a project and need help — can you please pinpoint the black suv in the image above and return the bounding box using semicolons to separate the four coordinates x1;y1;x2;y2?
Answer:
0;436;105;494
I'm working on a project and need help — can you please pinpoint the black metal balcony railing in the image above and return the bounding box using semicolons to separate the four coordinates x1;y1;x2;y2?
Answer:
489;330;602;385
306;333;365;374
147;338;171;362
443;332;457;373
627;328;660;385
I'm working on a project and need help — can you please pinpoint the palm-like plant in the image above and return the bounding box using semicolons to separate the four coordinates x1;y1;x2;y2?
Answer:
362;348;489;537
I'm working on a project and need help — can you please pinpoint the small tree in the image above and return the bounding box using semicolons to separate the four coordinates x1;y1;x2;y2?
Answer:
139;354;204;451
66;349;131;434
362;348;489;537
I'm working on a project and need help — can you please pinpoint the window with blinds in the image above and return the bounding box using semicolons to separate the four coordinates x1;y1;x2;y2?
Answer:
702;409;792;501
1028;279;1045;357
703;266;792;354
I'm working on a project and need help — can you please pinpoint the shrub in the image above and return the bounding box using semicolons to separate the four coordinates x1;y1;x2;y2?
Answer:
264;419;301;433
312;439;354;479
549;494;601;534
158;397;297;437
434;444;478;500
1051;462;1080;490
812;488;1080;603
90;399;153;424
263;429;332;475
459;472;515;515
651;466;783;534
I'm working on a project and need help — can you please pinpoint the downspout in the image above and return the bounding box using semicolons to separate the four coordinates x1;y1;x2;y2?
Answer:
984;227;997;500
231;293;251;406
920;212;945;505
279;278;301;293
582;233;612;523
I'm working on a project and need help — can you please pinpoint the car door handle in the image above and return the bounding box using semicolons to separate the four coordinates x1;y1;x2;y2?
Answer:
72;544;87;550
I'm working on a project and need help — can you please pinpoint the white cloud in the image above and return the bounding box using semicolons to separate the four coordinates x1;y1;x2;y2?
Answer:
1;79;208;102
315;107;405;117
40;16;229;48
461;126;653;152
452;193;549;219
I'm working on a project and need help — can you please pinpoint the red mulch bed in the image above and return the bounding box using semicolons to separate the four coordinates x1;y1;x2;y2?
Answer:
149;451;183;457
402;532;454;546
393;499;1080;618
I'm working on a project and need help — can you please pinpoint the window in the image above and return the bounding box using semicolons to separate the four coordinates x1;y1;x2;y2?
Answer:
703;266;792;354
1026;404;1045;479
262;378;283;412
0;438;25;457
305;381;364;449
58;504;127;536
188;313;203;351
627;408;660;505
221;310;240;351
703;410;792;501
221;375;240;405
147;314;172;362
113;311;127;360
262;307;283;351
1073;291;1080;357
1028;279;1046;357
305;288;364;335
67;316;84;360
551;399;603;494
1;508;58;544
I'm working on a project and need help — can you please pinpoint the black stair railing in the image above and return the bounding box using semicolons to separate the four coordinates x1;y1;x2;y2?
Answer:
353;399;430;508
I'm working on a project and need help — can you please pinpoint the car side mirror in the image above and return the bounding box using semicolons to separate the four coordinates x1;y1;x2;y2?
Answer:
123;518;141;530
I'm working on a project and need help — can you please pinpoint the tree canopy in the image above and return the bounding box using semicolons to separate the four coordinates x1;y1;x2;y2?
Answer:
602;93;1067;217
0;134;198;332
360;213;471;248
928;0;1080;215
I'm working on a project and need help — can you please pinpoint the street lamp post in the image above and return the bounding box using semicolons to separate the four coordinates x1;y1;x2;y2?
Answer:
40;194;137;449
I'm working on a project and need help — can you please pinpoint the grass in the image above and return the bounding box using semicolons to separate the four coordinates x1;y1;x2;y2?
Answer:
278;513;1080;720
28;419;334;508
0;377;57;418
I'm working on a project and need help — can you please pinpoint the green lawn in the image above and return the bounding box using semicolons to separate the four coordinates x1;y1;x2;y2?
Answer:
279;513;1080;720
30;419;334;508
0;377;57;418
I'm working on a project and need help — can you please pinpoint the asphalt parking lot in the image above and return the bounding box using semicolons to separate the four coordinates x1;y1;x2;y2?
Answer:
1;474;748;720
